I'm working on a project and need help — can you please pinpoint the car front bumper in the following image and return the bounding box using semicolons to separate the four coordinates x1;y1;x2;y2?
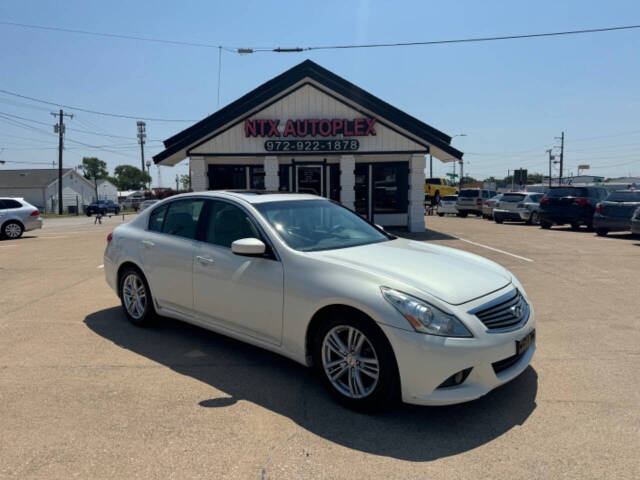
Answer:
379;294;536;406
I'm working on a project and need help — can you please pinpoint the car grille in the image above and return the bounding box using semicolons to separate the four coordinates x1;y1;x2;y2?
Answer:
471;290;529;331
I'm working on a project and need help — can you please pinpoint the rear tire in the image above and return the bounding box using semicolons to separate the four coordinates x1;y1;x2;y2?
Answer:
312;314;399;411
119;267;156;327
571;222;580;230
495;217;503;224
2;221;23;239
530;212;540;225
438;213;444;217
540;221;552;229
458;212;468;218
596;228;608;237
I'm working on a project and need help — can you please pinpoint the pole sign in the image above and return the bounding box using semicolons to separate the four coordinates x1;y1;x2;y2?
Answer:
578;164;590;170
245;117;376;152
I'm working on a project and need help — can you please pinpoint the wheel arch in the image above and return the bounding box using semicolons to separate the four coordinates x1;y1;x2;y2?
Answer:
116;260;147;298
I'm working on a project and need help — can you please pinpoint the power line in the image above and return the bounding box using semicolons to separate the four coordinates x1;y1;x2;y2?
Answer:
0;88;198;122
2;20;639;53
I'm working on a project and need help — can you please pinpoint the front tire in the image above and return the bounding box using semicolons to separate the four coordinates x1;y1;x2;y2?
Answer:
438;213;444;217
540;220;552;229
596;228;608;237
495;217;503;224
312;316;399;411
119;267;156;326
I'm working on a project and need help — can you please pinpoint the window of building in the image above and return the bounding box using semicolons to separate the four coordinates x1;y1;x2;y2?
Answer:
208;165;247;190
250;166;265;190
329;164;340;202
372;163;408;214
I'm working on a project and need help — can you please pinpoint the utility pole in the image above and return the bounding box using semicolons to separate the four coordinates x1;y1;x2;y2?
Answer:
137;121;146;173
429;154;433;179
547;149;553;188
555;131;564;184
459;160;464;188
51;109;73;215
175;174;179;191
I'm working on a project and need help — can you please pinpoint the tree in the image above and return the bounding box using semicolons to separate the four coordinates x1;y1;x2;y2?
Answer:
179;174;190;191
113;165;152;190
80;157;108;199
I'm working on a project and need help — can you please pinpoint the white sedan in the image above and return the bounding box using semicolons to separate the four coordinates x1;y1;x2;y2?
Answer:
104;191;535;410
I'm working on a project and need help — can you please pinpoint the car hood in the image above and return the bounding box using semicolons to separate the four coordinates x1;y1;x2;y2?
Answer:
313;238;511;305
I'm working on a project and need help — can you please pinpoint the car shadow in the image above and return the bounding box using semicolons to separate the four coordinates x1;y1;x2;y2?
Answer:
604;232;640;241
85;308;538;461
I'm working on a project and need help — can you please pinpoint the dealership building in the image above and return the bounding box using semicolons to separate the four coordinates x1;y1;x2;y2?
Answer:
154;60;463;232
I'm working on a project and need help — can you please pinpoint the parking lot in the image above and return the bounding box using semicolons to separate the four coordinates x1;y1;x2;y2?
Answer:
1;214;639;479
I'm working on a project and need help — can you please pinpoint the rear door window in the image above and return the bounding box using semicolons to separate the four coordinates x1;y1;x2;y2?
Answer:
148;204;168;232
162;199;205;239
0;199;22;209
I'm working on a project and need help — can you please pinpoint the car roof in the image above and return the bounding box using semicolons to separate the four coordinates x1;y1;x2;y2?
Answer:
163;190;324;205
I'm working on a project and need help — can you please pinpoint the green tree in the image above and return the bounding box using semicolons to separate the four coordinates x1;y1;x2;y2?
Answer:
113;165;152;190
179;174;190;191
80;157;108;199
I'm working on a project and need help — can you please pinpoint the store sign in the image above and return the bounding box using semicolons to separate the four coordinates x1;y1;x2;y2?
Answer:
244;117;377;138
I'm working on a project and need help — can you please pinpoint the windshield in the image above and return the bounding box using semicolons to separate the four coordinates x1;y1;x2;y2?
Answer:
606;191;640;202
255;200;391;252
459;189;480;197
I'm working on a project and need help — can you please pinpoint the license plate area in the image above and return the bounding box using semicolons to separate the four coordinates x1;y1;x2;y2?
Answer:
516;329;535;356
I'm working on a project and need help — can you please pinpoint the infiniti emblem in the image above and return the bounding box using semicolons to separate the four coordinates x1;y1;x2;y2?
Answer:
510;301;523;318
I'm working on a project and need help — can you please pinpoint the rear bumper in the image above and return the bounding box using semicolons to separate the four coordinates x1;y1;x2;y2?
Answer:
593;214;630;231
456;204;482;213
24;218;42;232
539;212;588;225
494;209;526;221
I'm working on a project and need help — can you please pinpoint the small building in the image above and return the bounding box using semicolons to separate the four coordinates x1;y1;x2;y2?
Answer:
153;60;463;231
96;179;118;202
0;168;97;213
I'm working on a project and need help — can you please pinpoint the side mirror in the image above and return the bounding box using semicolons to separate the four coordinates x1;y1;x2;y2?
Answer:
231;238;266;257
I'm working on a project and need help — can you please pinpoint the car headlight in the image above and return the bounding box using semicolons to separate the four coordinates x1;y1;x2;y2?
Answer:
381;287;472;337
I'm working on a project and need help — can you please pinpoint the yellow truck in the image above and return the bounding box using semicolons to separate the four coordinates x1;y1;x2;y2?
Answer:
425;177;458;205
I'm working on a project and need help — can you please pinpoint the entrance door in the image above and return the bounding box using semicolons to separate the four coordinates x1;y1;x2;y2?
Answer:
296;165;323;196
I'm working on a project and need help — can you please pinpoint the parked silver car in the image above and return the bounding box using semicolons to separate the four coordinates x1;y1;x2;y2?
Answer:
493;192;544;224
482;193;503;219
138;199;159;212
0;197;42;239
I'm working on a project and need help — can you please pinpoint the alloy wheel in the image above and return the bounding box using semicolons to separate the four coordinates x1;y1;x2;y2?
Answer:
4;223;22;239
321;325;379;399
122;273;147;320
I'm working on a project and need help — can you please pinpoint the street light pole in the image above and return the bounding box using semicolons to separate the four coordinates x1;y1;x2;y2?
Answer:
137;121;146;173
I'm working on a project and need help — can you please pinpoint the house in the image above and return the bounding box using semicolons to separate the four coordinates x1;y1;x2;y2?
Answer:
0;168;97;213
153;59;463;232
96;179;118;202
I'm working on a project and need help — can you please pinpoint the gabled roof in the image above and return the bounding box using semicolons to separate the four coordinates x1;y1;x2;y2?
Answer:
0;168;72;188
154;59;463;164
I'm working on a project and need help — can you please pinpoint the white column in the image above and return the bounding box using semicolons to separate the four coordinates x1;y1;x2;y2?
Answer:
340;155;356;210
264;156;279;191
189;157;207;192
408;154;426;232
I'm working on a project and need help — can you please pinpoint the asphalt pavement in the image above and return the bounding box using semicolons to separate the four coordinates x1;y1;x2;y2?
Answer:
0;214;638;479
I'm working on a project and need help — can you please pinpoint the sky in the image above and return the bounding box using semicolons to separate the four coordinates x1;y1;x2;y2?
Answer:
0;0;639;187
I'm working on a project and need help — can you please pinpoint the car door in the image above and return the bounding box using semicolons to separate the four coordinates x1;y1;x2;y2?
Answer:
192;199;284;345
141;198;205;314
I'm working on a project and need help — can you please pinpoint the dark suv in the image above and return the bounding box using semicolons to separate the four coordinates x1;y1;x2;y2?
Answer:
593;190;640;236
539;186;608;230
86;200;120;216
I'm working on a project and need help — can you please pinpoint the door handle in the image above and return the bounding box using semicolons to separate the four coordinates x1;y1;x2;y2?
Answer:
141;240;154;248
196;255;215;265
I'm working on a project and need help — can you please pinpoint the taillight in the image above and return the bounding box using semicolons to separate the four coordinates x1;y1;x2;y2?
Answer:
573;198;590;206
540;197;548;204
107;232;113;243
476;198;482;205
30;209;39;217
595;203;601;212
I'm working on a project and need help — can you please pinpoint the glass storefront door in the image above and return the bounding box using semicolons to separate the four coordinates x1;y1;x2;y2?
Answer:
296;165;323;196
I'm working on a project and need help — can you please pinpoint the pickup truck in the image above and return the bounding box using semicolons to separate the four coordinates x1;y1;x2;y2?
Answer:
425;177;458;205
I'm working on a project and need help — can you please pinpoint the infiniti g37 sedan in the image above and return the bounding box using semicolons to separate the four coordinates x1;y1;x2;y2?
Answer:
104;191;535;410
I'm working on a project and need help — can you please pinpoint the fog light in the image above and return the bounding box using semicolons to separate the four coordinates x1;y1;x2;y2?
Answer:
437;368;472;388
